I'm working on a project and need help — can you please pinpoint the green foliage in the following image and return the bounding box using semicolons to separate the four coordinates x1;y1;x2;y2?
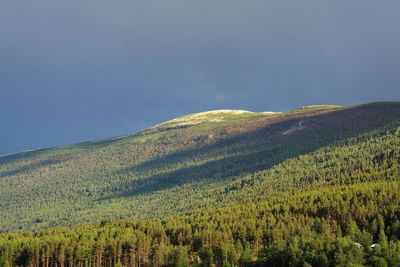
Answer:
168;246;189;267
0;102;400;266
0;102;399;232
1;180;400;266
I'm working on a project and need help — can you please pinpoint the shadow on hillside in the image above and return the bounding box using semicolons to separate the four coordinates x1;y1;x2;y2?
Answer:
72;137;125;149
0;159;62;178
0;148;52;165
99;102;400;200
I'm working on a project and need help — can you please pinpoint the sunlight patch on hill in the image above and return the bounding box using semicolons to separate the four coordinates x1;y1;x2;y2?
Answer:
157;110;274;127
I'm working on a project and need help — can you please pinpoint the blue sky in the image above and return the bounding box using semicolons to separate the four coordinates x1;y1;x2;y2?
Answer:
1;0;399;154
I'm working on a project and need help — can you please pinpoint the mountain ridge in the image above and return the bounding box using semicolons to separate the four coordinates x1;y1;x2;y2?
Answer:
0;104;342;159
3;102;393;159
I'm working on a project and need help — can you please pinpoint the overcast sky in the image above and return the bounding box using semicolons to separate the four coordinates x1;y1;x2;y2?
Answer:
0;0;399;154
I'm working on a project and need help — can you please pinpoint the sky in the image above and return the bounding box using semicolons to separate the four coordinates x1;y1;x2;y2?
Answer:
0;0;399;155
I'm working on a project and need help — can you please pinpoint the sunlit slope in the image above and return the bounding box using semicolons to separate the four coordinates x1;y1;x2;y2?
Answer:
1;119;400;266
0;102;399;232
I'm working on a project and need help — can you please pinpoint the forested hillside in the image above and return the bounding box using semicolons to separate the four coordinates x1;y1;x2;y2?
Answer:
0;102;399;233
0;108;399;266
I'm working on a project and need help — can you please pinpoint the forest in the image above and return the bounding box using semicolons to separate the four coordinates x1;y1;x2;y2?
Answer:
1;181;399;266
0;102;399;232
0;102;399;266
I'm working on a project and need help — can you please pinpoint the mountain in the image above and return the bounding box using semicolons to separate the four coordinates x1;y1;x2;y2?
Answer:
0;101;400;266
0;101;399;233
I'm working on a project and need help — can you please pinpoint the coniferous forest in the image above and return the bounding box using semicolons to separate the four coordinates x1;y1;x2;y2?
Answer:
0;102;400;266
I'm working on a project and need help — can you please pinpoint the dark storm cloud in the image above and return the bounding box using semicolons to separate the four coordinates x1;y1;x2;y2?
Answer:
1;0;399;154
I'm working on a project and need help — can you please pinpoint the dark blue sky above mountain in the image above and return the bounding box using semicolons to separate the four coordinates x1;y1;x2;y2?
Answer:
1;0;399;154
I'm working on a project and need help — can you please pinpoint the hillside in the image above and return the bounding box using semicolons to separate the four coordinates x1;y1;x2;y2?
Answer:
0;101;399;234
0;101;399;266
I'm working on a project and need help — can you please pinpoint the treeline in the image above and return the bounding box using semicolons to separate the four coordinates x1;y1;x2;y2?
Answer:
1;181;399;266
